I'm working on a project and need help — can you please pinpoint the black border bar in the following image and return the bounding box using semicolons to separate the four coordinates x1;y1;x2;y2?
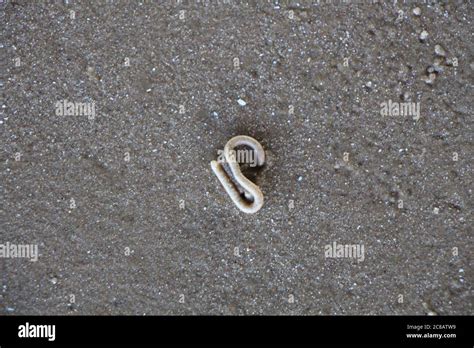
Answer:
0;315;472;345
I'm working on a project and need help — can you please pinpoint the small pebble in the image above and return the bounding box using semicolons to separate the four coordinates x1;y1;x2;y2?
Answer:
434;44;446;57
419;30;428;41
423;73;436;84
433;207;439;214
237;99;246;106
433;59;444;73
413;7;421;16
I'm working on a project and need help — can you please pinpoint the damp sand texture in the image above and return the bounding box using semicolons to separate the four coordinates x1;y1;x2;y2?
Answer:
1;1;472;315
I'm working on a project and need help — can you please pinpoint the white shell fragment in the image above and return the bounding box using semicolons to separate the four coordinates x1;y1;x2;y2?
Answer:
237;98;247;106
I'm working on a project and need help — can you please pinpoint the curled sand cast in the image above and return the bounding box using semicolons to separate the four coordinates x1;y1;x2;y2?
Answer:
210;135;265;214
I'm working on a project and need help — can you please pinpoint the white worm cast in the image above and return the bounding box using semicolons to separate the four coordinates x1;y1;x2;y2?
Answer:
210;135;265;214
